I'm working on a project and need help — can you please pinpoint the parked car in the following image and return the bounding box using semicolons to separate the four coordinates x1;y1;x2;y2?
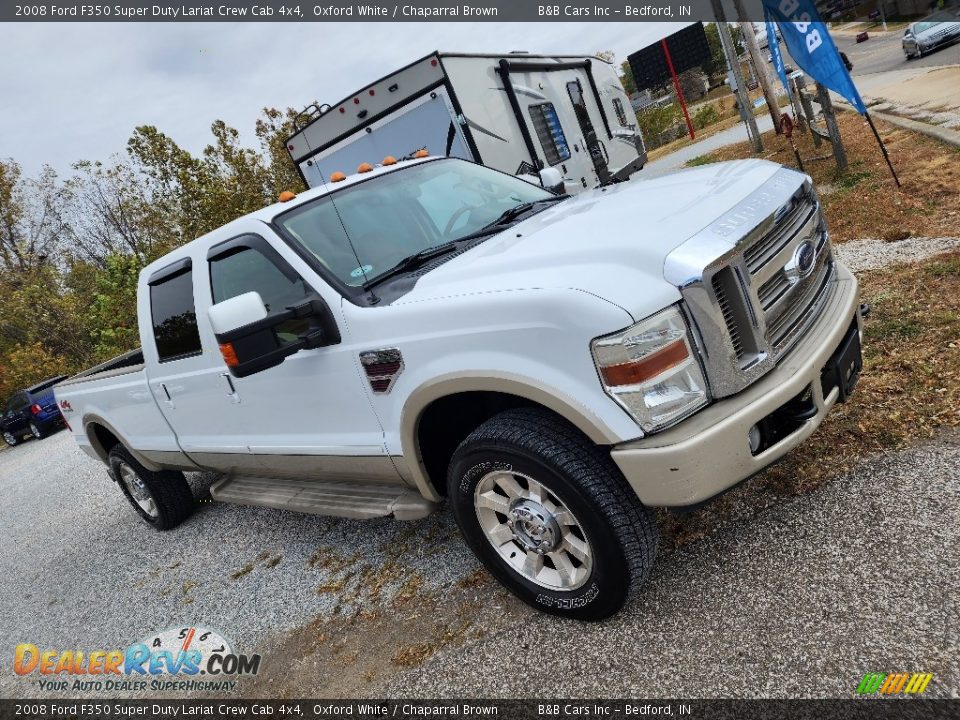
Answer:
856;31;870;43
903;11;960;59
56;155;863;620
2;376;69;446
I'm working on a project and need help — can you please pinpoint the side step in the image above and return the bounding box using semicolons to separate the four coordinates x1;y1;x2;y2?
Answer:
209;476;438;521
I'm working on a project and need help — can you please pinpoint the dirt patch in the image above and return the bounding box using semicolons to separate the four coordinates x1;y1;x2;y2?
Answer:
692;112;960;243
662;250;960;548
240;567;528;698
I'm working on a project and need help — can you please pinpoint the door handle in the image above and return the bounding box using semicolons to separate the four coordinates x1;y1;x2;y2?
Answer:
220;373;241;404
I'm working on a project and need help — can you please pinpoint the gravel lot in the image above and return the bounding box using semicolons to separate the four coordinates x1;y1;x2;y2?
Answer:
2;239;957;699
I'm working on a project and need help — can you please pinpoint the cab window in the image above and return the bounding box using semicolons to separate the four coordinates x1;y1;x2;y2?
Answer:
149;264;202;363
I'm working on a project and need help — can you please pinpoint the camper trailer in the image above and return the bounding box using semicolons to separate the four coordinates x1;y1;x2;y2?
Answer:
285;52;647;195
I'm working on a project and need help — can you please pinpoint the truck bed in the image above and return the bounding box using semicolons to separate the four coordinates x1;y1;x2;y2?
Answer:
57;349;144;388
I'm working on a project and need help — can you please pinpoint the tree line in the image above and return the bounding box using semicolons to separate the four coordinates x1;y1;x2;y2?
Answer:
0;106;308;402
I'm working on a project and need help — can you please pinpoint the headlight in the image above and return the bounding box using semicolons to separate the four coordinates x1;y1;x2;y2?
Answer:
591;306;709;433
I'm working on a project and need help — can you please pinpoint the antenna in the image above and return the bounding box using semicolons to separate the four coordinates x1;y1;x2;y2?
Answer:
297;138;380;305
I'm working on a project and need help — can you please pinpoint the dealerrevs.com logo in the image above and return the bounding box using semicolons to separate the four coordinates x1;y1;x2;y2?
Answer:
856;672;934;696
13;626;261;693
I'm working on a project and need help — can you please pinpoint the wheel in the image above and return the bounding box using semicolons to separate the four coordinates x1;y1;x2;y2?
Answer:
447;407;659;621
108;445;194;530
3;430;18;447
30;421;46;440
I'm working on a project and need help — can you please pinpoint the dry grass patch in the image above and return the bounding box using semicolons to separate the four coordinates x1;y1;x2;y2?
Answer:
690;112;960;242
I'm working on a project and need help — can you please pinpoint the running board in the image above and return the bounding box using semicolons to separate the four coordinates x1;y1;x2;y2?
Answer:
209;476;438;521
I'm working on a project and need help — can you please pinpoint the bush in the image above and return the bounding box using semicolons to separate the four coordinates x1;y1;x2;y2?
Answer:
693;104;720;130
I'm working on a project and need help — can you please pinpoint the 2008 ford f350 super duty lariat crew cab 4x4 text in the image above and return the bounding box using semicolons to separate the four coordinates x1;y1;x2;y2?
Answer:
56;155;863;620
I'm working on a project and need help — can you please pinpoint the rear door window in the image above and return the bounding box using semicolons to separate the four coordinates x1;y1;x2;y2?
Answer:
149;262;202;363
528;103;571;166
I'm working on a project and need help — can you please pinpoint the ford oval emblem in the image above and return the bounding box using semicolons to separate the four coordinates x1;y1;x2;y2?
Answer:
796;241;816;277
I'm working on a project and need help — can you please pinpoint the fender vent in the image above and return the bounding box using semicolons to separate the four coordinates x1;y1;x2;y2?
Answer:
360;348;403;394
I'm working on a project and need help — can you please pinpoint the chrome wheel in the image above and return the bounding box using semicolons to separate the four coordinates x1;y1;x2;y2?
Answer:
29;423;41;439
118;461;159;518
3;431;16;446
474;469;593;590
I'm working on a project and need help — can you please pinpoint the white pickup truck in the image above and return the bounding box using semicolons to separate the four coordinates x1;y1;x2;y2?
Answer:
56;155;863;620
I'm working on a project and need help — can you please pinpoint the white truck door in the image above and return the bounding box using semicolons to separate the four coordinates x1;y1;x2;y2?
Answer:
196;231;395;481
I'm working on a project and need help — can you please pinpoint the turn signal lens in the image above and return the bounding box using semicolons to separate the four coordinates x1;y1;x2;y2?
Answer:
278;190;296;203
598;339;689;387
219;342;239;368
357;162;374;173
330;171;347;182
413;149;429;158
382;155;397;166
592;306;709;433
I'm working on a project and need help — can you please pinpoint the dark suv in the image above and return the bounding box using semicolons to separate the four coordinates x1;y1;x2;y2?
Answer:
2;376;69;447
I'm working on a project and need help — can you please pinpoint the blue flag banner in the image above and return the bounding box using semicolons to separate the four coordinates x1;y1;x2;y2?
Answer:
760;0;867;114
765;13;793;103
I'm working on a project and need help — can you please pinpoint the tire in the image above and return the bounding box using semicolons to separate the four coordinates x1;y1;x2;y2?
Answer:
447;407;658;621
3;431;18;447
108;445;194;530
30;421;47;440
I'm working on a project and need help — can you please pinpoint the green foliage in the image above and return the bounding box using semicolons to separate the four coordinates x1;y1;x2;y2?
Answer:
686;154;717;167
636;104;682;140
0;104;310;401
693;104;720;130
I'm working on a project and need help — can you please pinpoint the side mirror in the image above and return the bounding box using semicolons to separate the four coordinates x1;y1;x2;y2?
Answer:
207;291;340;378
538;167;565;195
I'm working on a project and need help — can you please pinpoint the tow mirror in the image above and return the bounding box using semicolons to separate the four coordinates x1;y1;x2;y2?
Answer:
207;291;340;378
538;167;565;195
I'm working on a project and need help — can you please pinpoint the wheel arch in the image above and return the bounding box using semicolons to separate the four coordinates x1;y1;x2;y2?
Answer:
401;373;622;502
82;414;164;474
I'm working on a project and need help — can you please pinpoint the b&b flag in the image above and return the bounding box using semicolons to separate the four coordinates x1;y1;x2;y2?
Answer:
762;0;867;114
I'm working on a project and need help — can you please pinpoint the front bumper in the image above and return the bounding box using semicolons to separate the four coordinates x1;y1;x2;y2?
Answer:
611;262;860;507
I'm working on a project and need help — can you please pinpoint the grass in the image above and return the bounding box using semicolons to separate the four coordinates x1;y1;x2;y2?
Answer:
691;111;960;243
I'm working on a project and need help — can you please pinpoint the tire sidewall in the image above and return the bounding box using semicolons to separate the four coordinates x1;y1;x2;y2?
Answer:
449;446;629;620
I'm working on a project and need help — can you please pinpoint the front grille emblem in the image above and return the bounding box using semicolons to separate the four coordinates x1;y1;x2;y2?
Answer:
785;239;817;282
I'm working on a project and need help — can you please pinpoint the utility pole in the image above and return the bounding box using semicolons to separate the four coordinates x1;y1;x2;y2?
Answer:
711;7;763;152
735;16;783;133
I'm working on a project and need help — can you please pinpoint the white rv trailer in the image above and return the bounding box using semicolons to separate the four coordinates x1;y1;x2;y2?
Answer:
285;52;647;195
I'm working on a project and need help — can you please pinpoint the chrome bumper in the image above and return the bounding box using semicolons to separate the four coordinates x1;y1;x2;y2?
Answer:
611;262;861;507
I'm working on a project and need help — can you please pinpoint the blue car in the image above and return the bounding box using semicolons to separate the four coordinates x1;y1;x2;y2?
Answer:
1;376;69;447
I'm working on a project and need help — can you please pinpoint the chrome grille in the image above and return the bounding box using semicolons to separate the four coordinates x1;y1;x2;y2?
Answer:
666;169;839;399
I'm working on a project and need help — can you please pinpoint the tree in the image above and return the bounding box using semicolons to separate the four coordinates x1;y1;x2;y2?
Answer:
619;60;637;96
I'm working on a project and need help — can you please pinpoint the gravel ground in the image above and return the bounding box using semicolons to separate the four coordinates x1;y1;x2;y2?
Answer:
835;236;960;273
1;238;957;699
377;433;960;698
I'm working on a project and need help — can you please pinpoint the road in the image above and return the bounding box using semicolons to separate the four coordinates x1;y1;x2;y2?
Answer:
835;28;960;76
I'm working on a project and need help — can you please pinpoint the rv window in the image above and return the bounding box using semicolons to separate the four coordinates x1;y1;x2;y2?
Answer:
612;98;628;127
528;103;571;166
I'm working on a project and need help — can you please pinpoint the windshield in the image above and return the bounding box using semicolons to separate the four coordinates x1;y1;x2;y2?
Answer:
275;159;555;289
914;18;947;32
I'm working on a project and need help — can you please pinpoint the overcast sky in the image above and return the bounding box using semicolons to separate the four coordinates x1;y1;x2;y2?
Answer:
1;22;688;177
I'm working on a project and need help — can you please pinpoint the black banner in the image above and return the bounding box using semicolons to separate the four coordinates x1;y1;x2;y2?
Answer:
1;0;787;23
1;700;959;720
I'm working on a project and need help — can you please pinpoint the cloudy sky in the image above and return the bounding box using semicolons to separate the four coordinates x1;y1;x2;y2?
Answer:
1;21;688;176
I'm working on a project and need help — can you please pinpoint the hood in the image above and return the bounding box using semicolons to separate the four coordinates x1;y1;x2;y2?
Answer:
397;159;789;320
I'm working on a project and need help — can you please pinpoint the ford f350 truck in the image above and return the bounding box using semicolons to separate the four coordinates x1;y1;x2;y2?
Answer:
55;155;863;620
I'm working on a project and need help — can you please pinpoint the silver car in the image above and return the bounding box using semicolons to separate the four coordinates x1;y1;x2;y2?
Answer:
903;11;960;59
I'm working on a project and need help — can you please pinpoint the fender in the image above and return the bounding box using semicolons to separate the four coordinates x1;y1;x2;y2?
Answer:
400;371;623;502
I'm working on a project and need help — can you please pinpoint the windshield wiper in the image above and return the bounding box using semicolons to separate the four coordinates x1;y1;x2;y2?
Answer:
482;195;568;230
363;242;461;289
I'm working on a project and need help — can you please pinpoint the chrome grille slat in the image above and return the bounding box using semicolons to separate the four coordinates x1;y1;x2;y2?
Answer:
768;259;834;350
713;275;744;359
743;198;815;274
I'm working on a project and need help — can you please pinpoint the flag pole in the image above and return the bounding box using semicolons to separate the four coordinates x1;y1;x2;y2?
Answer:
864;111;901;188
662;38;695;141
